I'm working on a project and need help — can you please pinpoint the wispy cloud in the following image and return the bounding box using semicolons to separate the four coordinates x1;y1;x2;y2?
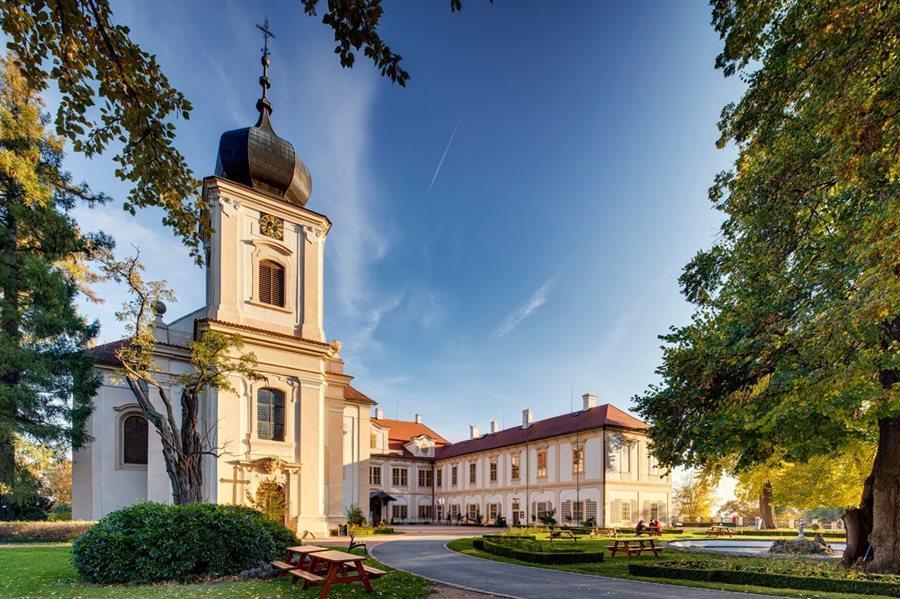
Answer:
495;277;556;337
582;268;674;381
495;248;581;337
425;95;470;199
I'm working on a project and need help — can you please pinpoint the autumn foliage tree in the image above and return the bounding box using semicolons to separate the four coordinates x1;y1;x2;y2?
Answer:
0;54;105;518
637;0;899;571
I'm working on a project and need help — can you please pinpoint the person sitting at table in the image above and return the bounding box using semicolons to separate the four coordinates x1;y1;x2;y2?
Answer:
635;519;647;536
649;519;662;534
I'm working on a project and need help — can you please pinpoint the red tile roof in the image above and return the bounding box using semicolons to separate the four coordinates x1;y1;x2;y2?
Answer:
344;385;375;403
435;404;648;460
371;417;450;453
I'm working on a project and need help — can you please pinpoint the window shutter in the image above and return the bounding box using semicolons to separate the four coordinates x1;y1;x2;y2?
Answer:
586;500;598;520
610;499;620;522
272;262;285;306
631;500;639;522
531;501;536;520
642;500;650;520
562;500;572;520
259;262;272;304
259;260;285;307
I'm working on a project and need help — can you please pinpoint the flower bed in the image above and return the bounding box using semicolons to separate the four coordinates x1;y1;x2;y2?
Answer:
628;561;900;597
473;537;604;564
0;520;95;542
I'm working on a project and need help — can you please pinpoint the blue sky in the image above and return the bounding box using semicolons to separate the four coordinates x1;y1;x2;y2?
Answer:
63;0;743;446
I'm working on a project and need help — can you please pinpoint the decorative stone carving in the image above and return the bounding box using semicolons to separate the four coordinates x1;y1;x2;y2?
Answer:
218;195;241;217
303;225;324;244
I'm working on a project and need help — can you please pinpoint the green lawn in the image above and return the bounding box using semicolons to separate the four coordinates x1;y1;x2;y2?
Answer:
0;545;431;598
447;536;884;599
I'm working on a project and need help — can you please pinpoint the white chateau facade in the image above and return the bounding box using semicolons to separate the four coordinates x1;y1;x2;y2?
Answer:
367;395;671;528
72;51;670;534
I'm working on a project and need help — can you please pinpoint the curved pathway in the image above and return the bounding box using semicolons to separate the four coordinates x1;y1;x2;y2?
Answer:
371;538;779;599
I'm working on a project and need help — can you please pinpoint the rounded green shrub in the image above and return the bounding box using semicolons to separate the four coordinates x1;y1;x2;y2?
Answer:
72;502;280;583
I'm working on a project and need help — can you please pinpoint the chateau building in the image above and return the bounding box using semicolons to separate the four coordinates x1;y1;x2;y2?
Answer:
364;394;671;528
72;38;373;535
367;411;448;524
72;35;670;534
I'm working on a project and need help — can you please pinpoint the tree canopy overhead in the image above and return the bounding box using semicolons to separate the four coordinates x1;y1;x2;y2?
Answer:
637;0;898;571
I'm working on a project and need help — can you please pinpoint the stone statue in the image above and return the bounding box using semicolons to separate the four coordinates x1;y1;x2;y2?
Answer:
797;520;806;539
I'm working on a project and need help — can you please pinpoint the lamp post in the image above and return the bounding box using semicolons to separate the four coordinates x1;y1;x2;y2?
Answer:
438;497;445;525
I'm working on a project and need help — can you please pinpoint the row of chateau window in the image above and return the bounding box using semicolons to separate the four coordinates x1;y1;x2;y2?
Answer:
122;388;286;464
369;447;660;487
388;499;665;524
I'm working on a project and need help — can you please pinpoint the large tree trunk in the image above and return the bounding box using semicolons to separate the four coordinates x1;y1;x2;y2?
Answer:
842;473;874;567
866;314;900;572
867;416;900;573
758;482;776;529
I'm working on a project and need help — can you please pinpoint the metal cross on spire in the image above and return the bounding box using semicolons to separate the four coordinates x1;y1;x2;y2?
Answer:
255;18;275;118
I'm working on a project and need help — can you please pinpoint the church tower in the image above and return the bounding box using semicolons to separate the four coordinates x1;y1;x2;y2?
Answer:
72;21;374;533
191;21;374;535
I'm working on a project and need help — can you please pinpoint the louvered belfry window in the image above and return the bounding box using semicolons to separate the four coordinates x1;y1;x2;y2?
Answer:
258;260;285;307
257;388;285;441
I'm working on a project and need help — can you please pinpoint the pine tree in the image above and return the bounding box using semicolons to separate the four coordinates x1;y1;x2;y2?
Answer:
0;55;107;518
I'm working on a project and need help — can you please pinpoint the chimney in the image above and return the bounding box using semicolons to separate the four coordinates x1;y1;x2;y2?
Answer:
522;408;533;428
415;413;423;424
375;408;383;420
469;425;480;440
490;420;499;434
582;393;598;410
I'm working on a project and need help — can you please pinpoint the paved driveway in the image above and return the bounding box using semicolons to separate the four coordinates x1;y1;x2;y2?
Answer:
371;538;780;599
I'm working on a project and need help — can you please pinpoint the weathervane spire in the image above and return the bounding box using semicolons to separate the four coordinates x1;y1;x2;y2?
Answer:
255;17;276;122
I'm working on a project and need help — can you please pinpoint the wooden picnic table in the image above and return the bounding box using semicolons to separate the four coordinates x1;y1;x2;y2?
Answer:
609;537;664;558
290;549;383;598
271;545;328;578
549;529;579;541
706;526;734;537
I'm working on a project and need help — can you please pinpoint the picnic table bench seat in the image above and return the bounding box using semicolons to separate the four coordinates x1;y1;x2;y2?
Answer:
270;560;295;574
289;568;325;585
362;565;386;578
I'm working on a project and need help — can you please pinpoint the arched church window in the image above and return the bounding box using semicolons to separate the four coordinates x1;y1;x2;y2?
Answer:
257;388;285;441
258;260;285;307
123;414;148;465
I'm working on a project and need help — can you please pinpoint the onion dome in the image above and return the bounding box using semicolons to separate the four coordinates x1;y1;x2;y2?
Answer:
215;21;312;207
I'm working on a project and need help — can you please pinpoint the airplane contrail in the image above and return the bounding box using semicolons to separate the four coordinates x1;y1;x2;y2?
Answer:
425;95;471;199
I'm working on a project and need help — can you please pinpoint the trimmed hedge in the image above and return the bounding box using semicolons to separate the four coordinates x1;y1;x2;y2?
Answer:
482;534;536;541
628;564;900;597
0;520;95;542
72;502;292;583
475;537;604;564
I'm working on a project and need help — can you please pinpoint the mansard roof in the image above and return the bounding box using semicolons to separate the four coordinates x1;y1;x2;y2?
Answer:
435;404;649;460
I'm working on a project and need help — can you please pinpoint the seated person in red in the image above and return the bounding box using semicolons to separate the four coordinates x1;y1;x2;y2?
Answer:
649;519;662;533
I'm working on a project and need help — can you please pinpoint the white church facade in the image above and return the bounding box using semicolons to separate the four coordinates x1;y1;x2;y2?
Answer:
72;45;373;535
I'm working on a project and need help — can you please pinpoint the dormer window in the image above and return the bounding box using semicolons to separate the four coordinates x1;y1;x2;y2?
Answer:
258;259;285;307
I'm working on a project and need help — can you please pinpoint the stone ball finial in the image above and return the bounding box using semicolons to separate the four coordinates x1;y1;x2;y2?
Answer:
153;300;167;317
330;339;342;354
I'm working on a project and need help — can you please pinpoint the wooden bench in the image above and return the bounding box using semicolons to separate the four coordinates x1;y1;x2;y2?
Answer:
609;537;663;558
288;568;325;589
549;530;579;541
349;532;367;555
